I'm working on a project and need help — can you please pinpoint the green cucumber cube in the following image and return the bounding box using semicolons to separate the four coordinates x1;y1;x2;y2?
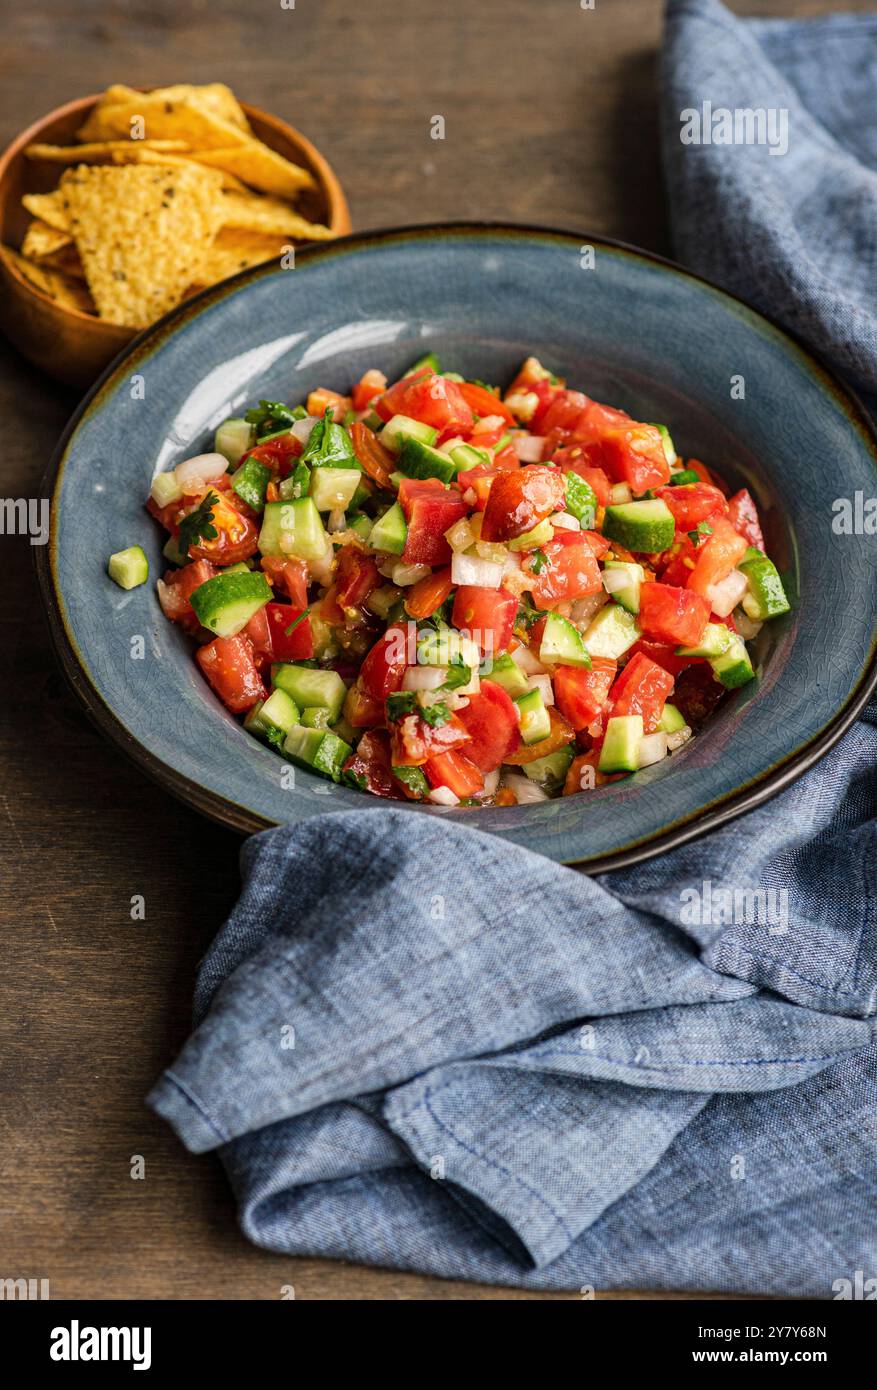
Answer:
108;545;149;590
189;569;272;637
539;612;592;668
215;417;256;466
480;651;529;697
397;436;458;484
245;688;301;740
231;456;271;512
380;414;438;453
450;444;490;473
657;702;687;734
271;664;347;722
283;725;352;781
602;559;644;615
709;634;755;689
508;517;554;552
301;705;331;729
599;714;643;773
309;466;361;512
258;498;327;561
523;745;574;793
368;502;408;555
582;603;640;659
676;622;732;658
738;550;790;621
515;687;551;744
602;498;675;553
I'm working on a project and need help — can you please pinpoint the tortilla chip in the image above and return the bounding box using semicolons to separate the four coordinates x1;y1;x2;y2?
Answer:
39;243;87;280
99;82;250;131
189;142;316;200
113;147;248;192
218;191;333;240
76;88;249;151
196;228;289;285
21;189;74;235
3;246;95;314
61;163;220;326
25;139;190;164
21;219;72;258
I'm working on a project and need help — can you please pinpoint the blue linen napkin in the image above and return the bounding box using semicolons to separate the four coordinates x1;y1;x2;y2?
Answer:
148;0;877;1294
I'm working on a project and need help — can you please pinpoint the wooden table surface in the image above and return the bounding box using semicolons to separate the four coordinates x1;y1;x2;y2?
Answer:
0;0;863;1302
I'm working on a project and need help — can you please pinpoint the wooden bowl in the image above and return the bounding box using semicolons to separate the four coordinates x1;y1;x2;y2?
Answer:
0;93;351;389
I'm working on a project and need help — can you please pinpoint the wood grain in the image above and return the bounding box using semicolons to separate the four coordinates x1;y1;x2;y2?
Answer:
0;0;863;1302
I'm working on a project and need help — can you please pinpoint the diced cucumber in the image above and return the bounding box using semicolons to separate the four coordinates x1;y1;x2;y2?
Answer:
582;603;640;659
417;626;480;669
450;444;490;472
599;714;643;773
709;634;755;689
150;471;183;508
481;651;529;697
231;456;271;512
283;725;351;782
407;352;440;374
602;498;675;553
271;664;347;722
215;417;256;466
279;460;310;501
368;502;408;555
515;687;551;744
738;549;790;621
258;498;327;560
397;436;458;484
508;518;554;552
309;466;361;512
162;534;188;567
108;545;148;590
347;512;373;541
380;414;438;453
392;764;430;797
389;470;405;489
668;468;701;486
564;471;598;528
650;423;677;467
658;702;687;734
603;559;644;615
350;479;373;510
677;622;732;658
523;745;575;793
189;569;272;637
300;705;331;729
245;687;300;739
539;612;592;669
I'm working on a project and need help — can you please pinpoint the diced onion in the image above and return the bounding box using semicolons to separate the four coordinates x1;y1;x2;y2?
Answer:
402;665;447;692
570;592;608;628
392;560;432;586
552;511;580;531
366;585;401;619
150;471;183;507
291;415;321;445
174;451;228;489
445;517;476;552
637;731;669;767
428;786;460;806
504;391;539;422
500;772;549;803
667;725;693;752
307;539;336;586
462;488;476;506
733;606;763;640
450;550;505;588
707;569;749;618
609;482;632;505
511;644;546;675
602;568;630;594
471;414;506;435
327;508;347;533
482;769;500;795
511;433;546;462
527;674;555;705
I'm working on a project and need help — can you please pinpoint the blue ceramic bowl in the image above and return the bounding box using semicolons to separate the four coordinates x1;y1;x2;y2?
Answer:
38;225;877;868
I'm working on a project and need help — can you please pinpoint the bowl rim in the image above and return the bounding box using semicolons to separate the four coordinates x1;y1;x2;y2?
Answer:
0;89;350;329
35;220;877;871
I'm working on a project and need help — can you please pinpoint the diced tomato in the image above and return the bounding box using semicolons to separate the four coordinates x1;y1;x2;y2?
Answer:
454;680;520;772
563;749;615;795
391;710;473;766
243;605;272;664
360;623;412;700
423;750;484;798
638;583;710;647
458;381;515;425
553;449;613;507
503;707;575;764
625;637;704;678
243;434;301;477
376;372;474;433
480;465;566;541
263;602;314;660
726;488;765;551
343;677;385;728
655;482;727;530
686;517;749;598
341;728;405;799
350;421;395;490
373;367;432;421
468;422;506;450
351;370;387;413
260;555;308;608
523;530;603;610
541;389;589;435
157;559;218;632
599;422;671;493
528;378;563;427
405;566;453;620
461;467;499;510
493;444;522;471
307;387;351;419
656;537;698;588
335;544;380;612
452;586;518;655
184;490;261;565
553;659;617;731
609;652;675;733
570;398;630;447
581;529;611;559
195;634;266;713
399;480;468;565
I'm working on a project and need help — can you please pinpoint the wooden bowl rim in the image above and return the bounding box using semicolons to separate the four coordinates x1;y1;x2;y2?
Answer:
0;90;350;332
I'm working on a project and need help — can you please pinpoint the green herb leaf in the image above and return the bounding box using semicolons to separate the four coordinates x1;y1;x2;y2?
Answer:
386;691;417;721
529;548;550;574
440;655;472;691
284;608;310;637
177;491;219;555
341;768;368;791
392;764;429;797
515;596;542;631
301;414;358;470
420;701;452;728
244;399;300;437
688;521;714;546
264;725;287;751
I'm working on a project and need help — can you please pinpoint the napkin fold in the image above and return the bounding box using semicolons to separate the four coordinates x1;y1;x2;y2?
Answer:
149;0;877;1293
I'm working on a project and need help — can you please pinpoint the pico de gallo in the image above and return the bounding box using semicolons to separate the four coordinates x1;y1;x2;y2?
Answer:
128;354;790;806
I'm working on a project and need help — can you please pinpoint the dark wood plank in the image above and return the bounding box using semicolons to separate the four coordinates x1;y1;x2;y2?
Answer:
0;0;860;1301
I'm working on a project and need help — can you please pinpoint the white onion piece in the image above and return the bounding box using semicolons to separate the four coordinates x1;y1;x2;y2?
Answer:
307;540;336;586
707;569;749;618
450;551;505;588
444;518;475;552
327;508;347;533
733;606;763;640
291;415;320;445
402;665;447;692
609;482;632;505
602;568;630;594
511;433;546;462
637;731;669;767
462;487;476;506
667;726;693;752
501;772;549;803
482;769;500;795
570;592;608;628
552;511;580;531
428;786;459;806
471;414;506;435
527;674;555;706
392;561;432;586
511;644;546;675
174;451;228;489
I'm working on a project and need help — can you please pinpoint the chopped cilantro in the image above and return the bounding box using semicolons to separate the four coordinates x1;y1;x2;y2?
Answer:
688;521;714;546
420;701;452;728
529;548;550;574
177;491;219;554
392;765;429;797
386;691;417;721
244;399;302;437
284;608;310;637
440;656;472;691
264;725;287;751
515;596;542;631
341;768;368;792
301;413;358;469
